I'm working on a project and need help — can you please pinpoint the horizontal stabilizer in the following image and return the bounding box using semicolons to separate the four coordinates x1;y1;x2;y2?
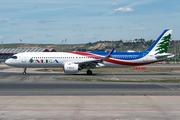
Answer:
155;53;174;58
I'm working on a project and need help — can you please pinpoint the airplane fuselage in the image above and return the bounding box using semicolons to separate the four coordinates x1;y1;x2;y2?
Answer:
5;51;173;68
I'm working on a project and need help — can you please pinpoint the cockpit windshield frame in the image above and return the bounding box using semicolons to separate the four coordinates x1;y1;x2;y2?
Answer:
11;56;17;59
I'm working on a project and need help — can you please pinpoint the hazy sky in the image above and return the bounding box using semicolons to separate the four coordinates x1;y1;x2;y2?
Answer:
0;0;180;44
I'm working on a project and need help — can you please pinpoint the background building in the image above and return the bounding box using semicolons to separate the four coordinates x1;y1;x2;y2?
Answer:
0;48;56;63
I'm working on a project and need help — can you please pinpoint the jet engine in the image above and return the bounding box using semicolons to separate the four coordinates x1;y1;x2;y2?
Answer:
63;63;79;74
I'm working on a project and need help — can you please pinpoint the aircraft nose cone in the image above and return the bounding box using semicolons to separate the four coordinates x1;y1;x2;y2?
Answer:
5;60;8;65
5;59;10;65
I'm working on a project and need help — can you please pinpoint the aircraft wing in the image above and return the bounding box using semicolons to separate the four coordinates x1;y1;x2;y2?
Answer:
77;48;115;68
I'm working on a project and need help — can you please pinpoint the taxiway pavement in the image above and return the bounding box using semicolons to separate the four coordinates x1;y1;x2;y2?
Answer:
0;82;180;96
0;96;180;120
0;66;180;96
1;65;180;119
1;65;180;79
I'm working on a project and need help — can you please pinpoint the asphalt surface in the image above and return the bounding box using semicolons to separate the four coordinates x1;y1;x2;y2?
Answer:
1;67;180;79
1;96;180;120
2;72;180;79
1;65;180;96
1;65;180;120
0;81;180;96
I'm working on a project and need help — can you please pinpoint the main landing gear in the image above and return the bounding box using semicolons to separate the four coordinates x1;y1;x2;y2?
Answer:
87;70;92;75
23;68;26;75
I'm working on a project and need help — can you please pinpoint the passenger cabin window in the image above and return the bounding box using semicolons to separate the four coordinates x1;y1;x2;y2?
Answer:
12;56;17;59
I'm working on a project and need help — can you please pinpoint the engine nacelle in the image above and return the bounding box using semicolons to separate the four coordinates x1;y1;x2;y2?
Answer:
63;63;79;74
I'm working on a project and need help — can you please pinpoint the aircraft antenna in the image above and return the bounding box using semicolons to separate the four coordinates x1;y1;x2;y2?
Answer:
61;40;64;52
65;39;67;51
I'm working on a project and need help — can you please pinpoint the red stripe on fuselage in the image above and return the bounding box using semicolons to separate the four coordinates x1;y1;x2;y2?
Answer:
105;59;157;66
68;52;96;56
68;52;102;59
68;52;157;66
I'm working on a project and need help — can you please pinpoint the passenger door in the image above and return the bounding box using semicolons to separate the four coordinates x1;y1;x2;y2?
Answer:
21;53;26;63
143;53;148;62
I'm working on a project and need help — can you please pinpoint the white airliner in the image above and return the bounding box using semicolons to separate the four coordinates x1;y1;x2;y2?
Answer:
5;29;174;75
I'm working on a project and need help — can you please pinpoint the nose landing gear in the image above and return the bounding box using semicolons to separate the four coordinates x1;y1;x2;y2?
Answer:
23;68;26;75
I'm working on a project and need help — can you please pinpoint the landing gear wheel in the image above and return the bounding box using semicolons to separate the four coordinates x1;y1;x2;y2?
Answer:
23;68;27;75
23;72;26;75
87;70;92;75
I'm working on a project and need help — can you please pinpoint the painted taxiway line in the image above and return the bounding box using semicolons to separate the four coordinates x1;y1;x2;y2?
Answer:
158;84;175;90
158;83;180;91
164;84;180;91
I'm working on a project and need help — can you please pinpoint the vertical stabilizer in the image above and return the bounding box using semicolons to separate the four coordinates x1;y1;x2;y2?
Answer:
147;29;172;55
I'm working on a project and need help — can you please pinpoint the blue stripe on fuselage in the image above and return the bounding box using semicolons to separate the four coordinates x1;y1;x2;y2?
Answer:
88;51;148;60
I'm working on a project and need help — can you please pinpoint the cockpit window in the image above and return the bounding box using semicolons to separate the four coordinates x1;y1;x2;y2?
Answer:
11;56;17;59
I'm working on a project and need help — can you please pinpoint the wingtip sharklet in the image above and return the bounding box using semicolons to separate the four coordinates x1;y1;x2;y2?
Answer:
107;48;115;57
110;48;115;55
